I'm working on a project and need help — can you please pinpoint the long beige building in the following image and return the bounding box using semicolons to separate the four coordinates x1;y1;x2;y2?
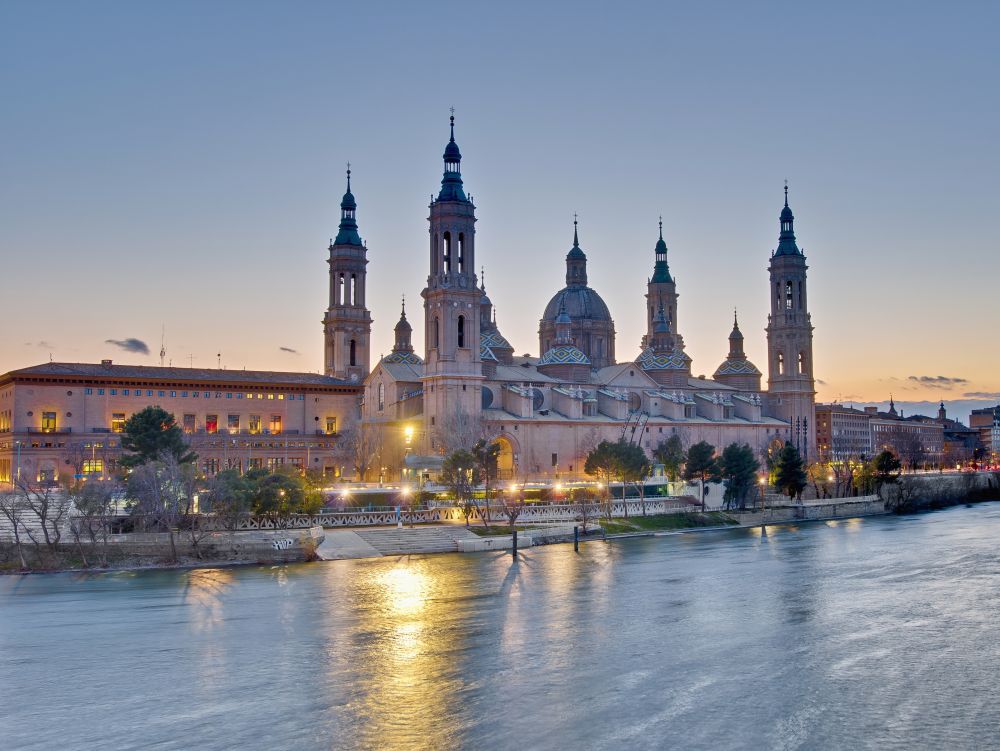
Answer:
0;361;359;485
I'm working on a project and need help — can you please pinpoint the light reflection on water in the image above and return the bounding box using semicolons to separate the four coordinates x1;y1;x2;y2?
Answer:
4;503;1000;750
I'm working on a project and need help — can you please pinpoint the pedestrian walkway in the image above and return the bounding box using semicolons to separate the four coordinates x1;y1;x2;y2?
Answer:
317;525;483;559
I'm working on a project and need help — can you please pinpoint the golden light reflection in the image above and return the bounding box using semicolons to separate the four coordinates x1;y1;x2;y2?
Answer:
182;567;235;632
343;560;464;751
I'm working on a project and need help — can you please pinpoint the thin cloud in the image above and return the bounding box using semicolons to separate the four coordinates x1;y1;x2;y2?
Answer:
964;391;1000;400
279;346;299;354
24;340;54;349
816;379;827;386
907;375;968;389
105;338;150;355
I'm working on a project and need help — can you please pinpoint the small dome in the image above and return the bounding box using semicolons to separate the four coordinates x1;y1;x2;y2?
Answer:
542;287;613;323
382;351;422;365
713;359;761;377
540;345;591;366
637;346;691;371
481;330;512;350
444;138;461;162
341;188;356;211
394;315;412;334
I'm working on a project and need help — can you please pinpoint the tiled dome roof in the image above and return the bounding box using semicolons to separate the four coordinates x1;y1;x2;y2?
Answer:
637;346;691;371
539;344;591;366
542;287;612;323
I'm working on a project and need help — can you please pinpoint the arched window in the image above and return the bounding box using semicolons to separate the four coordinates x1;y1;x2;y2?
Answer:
433;318;439;348
443;232;452;273
798;281;803;310
349;339;357;367
350;274;357;306
338;273;345;305
457;315;465;348
432;234;439;274
377;382;385;411
778;352;785;375
798;352;806;375
458;233;465;273
785;281;793;310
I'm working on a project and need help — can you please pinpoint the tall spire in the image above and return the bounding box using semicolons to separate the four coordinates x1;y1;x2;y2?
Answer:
333;165;362;246
437;110;468;202
651;216;672;283
775;181;801;256
566;214;587;286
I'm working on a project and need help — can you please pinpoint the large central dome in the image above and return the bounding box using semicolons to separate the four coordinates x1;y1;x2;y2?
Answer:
542;286;612;322
538;220;616;369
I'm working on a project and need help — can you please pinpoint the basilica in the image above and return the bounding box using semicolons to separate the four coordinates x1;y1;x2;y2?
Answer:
328;117;818;479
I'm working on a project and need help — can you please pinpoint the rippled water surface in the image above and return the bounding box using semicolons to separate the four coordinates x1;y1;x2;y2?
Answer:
4;503;1000;750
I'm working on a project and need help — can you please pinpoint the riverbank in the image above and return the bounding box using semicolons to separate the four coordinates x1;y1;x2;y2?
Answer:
0;527;325;575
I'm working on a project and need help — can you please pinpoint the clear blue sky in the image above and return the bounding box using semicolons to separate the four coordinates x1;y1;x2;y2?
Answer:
2;1;998;419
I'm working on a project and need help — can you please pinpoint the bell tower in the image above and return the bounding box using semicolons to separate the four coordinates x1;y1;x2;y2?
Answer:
421;114;484;445
765;184;816;457
642;217;683;350
323;167;372;382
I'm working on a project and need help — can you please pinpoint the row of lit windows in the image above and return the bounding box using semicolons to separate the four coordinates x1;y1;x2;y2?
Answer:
83;388;307;400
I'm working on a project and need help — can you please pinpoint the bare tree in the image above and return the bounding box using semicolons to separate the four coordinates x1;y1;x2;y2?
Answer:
434;408;498;455
16;478;72;564
65;478;120;568
334;423;384;481
127;455;195;562
0;488;30;570
500;492;525;530
570;486;599;535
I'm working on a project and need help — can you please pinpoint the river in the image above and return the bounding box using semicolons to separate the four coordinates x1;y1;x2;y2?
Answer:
3;503;1000;750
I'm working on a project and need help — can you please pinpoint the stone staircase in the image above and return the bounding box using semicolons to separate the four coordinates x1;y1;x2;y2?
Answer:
352;525;481;556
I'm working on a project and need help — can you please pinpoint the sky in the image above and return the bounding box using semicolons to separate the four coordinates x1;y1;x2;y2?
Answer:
2;1;998;421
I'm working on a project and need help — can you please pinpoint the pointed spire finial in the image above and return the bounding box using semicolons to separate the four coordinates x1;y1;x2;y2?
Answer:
573;213;579;246
480;266;485;291
784;179;789;207
449;107;455;141
734;307;739;328
401;293;406;318
659;215;663;240
346;161;351;190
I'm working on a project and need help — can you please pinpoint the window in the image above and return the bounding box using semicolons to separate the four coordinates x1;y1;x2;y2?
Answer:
85;388;93;395
267;394;275;400
458;232;465;272
110;389;117;396
457;315;465;348
338;272;346;305
798;352;806;375
122;389;129;396
147;390;153;397
41;412;57;432
433;318;440;348
778;353;785;375
269;415;282;434
350;274;357;306
82;459;104;476
377;382;385;411
204;392;210;399
206;414;218;434
249;415;261;434
158;391;165;397
228;415;240;433
227;393;233;399
349;339;357;367
443;231;452;272
203;458;219;476
170;391;177;397
785;280;793;310
325;417;337;435
183;414;196;433
192;391;199;398
111;413;126;433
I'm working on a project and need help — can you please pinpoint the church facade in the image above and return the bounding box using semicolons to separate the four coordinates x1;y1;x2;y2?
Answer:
358;117;817;479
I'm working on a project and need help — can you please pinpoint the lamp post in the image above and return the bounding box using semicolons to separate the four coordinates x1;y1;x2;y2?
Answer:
15;439;22;483
758;475;767;529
